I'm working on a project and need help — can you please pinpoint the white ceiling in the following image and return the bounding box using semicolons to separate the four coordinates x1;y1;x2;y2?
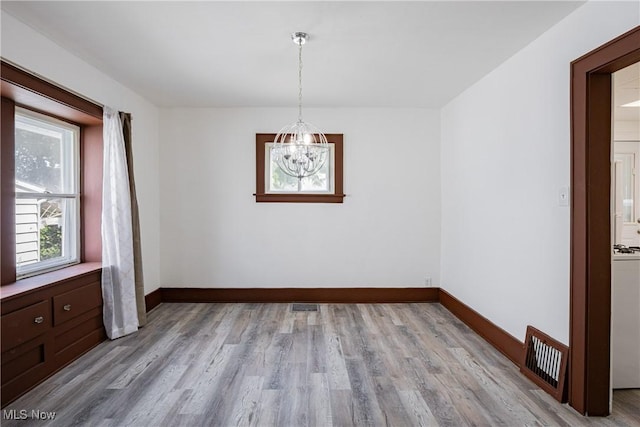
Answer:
1;1;585;108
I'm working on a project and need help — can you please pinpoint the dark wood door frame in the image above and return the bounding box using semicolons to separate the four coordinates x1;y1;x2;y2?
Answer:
570;25;640;416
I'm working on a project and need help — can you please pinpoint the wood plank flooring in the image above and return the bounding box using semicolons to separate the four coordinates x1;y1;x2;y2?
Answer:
2;303;639;426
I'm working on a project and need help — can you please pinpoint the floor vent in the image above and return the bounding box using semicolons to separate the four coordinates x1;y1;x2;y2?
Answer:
291;303;319;312
520;326;569;402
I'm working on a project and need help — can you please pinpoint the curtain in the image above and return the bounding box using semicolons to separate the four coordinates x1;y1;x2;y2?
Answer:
101;107;139;339
120;112;147;327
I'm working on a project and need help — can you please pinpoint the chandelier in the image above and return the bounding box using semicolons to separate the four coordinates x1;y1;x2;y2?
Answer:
272;32;329;180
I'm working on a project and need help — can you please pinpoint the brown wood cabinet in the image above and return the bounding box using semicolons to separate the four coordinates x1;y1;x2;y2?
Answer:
1;263;105;406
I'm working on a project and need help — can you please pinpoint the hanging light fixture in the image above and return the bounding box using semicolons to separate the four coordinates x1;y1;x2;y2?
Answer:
272;32;329;180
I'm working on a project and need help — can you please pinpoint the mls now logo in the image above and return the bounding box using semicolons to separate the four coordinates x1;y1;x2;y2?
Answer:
3;409;56;420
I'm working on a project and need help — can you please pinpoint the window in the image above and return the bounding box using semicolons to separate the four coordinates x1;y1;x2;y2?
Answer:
266;142;335;194
255;133;344;203
15;108;80;277
1;60;103;286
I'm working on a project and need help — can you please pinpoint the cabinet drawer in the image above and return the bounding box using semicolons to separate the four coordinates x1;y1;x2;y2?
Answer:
1;300;52;351
53;282;102;326
1;336;47;383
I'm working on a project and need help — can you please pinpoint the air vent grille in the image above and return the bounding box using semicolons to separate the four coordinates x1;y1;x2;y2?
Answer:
291;303;319;312
520;326;569;402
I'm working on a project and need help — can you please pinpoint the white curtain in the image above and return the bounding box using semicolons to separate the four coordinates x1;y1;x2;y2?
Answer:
102;107;139;339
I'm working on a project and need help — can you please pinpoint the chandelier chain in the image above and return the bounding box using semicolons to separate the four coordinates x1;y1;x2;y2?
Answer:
298;40;303;122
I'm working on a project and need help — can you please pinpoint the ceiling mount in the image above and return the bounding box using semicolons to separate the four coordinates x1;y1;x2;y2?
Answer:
291;32;308;46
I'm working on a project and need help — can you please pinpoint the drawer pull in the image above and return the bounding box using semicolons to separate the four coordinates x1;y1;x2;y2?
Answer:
63;304;72;311
34;316;44;324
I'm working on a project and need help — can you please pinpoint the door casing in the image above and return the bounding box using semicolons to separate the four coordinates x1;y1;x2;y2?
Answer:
569;25;640;416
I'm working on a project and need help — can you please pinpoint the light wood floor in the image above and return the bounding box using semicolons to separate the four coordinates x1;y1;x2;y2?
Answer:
3;303;639;426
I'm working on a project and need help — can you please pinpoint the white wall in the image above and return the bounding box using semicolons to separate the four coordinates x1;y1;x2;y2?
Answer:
441;1;640;344
1;11;162;293
159;108;440;288
2;10;441;293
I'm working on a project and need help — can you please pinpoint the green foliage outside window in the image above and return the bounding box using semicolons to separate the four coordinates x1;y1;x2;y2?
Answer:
40;225;62;260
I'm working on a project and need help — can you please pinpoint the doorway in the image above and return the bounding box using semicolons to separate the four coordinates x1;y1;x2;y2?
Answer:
611;63;640;412
570;26;640;416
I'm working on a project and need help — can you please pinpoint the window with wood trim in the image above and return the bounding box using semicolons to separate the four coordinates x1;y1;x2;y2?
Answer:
15;108;80;277
1;60;103;285
255;133;345;203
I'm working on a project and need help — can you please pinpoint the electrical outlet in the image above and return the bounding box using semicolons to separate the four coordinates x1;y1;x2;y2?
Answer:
425;277;432;287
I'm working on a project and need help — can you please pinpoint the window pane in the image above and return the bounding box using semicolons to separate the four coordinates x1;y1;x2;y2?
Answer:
300;162;330;192
16;197;77;270
15;112;77;194
269;158;300;192
267;145;332;193
14;109;80;276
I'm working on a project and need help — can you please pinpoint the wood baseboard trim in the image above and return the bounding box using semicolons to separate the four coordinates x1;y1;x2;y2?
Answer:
144;288;162;312
439;289;523;366
160;287;440;304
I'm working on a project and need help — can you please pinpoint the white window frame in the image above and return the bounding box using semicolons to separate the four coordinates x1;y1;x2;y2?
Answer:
15;108;81;278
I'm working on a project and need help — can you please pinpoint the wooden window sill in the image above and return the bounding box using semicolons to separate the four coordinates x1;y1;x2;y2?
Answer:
254;193;346;203
0;262;101;301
